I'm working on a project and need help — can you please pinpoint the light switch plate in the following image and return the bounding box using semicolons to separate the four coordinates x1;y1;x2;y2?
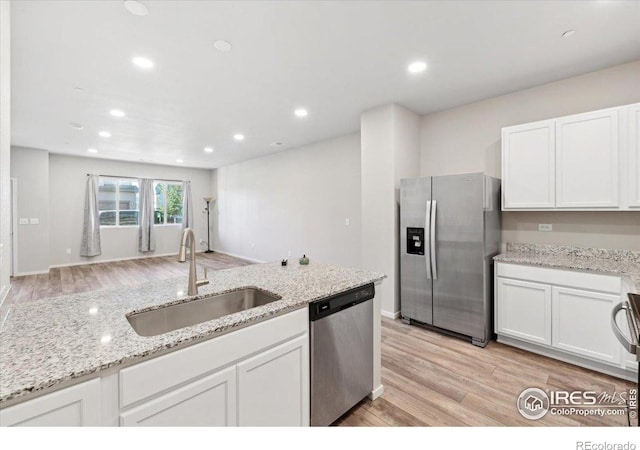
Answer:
65;248;72;255
19;218;28;225
345;218;350;226
538;223;553;232
29;218;39;225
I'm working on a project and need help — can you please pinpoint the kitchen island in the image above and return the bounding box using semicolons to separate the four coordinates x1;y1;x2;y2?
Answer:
0;261;384;426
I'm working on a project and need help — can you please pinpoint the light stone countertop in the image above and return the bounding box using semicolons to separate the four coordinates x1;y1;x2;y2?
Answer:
0;261;384;406
494;243;640;293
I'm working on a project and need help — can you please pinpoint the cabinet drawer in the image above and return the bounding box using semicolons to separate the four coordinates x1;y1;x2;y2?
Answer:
119;308;307;408
496;263;621;293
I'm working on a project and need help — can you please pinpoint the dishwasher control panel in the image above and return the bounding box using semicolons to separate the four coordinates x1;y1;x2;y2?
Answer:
309;283;375;321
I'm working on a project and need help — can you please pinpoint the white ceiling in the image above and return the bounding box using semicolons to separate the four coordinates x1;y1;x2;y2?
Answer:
11;0;640;169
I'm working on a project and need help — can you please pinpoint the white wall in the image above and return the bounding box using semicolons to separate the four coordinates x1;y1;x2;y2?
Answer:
420;59;640;251
0;0;11;303
361;104;420;316
48;154;213;267
215;133;362;268
10;147;50;274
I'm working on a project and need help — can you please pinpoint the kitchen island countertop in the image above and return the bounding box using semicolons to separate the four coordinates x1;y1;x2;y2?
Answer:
0;261;384;406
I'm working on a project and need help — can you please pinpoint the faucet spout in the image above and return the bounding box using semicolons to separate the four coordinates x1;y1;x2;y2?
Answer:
177;228;209;295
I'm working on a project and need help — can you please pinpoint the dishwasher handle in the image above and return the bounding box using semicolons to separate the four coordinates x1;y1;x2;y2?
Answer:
309;283;375;321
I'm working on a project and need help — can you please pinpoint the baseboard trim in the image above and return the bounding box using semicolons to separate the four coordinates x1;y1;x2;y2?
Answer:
381;309;400;320
212;249;266;264
48;252;182;270
497;334;637;382
368;384;385;401
13;269;50;277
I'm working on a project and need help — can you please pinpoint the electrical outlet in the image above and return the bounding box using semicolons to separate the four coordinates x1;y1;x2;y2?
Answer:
288;250;291;257
19;218;28;225
538;223;553;232
251;243;255;249
65;248;71;255
29;218;39;225
345;218;350;226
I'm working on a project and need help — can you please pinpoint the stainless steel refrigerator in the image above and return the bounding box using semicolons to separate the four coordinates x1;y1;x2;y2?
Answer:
400;173;501;347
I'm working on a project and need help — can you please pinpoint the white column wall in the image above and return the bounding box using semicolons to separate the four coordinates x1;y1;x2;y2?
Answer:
361;104;420;317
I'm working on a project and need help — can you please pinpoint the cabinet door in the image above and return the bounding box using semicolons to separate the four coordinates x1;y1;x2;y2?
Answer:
628;103;640;207
120;366;236;427
551;287;622;365
237;334;309;426
0;379;100;427
556;108;620;208
502;120;555;209
496;278;551;345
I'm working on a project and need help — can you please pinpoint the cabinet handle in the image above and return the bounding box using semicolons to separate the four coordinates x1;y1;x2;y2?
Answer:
611;302;637;355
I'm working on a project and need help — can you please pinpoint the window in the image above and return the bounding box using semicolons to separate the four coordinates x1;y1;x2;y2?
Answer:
98;177;140;226
154;181;183;225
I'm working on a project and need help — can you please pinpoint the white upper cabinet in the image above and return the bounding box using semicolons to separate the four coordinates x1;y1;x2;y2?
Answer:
628;103;640;207
502;103;638;211
556;108;619;208
502;120;555;209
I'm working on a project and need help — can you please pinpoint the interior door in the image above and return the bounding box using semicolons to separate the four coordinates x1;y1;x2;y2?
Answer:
400;177;432;324
431;173;485;339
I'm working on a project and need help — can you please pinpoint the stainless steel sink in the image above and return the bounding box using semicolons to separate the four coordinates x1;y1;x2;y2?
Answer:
127;288;282;337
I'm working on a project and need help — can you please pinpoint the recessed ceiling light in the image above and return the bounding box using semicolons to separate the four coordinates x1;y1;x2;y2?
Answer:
69;122;84;130
294;108;308;118
204;147;214;153
233;134;245;141
98;131;111;138
271;142;283;147
214;40;232;52
110;109;126;118
176;158;184;163
562;30;576;38
124;0;149;16
73;86;85;92
132;56;154;69
100;334;112;344
89;307;98;315
87;148;98;153
407;61;427;74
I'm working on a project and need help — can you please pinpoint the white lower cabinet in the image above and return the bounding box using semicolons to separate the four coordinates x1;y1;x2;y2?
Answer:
495;262;636;379
0;379;100;427
551;287;621;365
496;278;551;345
237;334;309;426
120;366;237;427
1;308;310;427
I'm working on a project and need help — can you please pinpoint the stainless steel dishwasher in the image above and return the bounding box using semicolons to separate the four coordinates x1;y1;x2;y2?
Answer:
309;283;374;426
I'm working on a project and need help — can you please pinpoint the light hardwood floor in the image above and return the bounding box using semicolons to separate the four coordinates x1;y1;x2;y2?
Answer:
8;253;637;426
336;318;637;427
8;252;251;305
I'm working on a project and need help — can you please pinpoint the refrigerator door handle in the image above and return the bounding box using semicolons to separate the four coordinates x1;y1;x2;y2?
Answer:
425;200;432;280
430;200;437;280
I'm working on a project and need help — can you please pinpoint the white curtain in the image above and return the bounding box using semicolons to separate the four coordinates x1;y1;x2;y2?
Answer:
138;178;156;253
182;180;193;230
80;174;102;257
